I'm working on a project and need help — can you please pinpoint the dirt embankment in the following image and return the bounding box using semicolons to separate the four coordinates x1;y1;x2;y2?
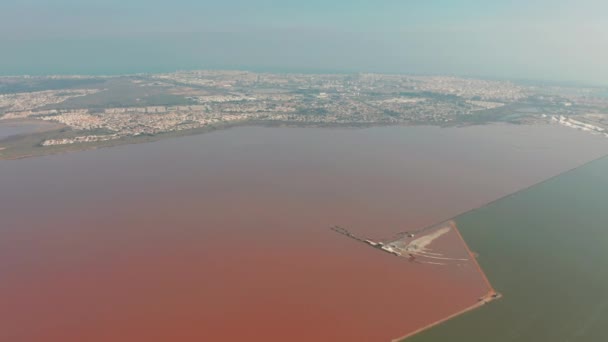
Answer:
391;221;499;342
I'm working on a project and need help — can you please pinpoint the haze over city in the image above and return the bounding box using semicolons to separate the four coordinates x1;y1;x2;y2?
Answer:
2;0;608;85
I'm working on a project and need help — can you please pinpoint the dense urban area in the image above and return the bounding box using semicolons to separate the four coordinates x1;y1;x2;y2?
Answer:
1;70;608;158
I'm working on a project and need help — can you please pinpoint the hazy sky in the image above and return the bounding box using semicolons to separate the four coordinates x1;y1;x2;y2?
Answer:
1;0;607;84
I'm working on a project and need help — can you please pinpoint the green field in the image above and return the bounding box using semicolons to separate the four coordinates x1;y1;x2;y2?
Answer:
406;156;608;342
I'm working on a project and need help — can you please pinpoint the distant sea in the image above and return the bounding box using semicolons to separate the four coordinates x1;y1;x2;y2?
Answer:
2;35;605;88
0;35;359;77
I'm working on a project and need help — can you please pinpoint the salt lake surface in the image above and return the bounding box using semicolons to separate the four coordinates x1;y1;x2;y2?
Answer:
1;124;607;341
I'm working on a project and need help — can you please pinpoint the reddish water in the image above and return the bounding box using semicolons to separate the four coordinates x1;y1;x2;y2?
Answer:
1;124;607;342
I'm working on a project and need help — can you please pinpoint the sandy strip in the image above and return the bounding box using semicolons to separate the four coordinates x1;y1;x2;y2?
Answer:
406;227;451;251
391;221;498;342
410;253;469;261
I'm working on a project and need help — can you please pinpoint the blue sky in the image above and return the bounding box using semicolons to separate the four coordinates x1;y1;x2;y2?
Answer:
1;0;607;84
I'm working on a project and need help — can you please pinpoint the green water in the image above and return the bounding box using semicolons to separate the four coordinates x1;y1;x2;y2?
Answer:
406;156;608;342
